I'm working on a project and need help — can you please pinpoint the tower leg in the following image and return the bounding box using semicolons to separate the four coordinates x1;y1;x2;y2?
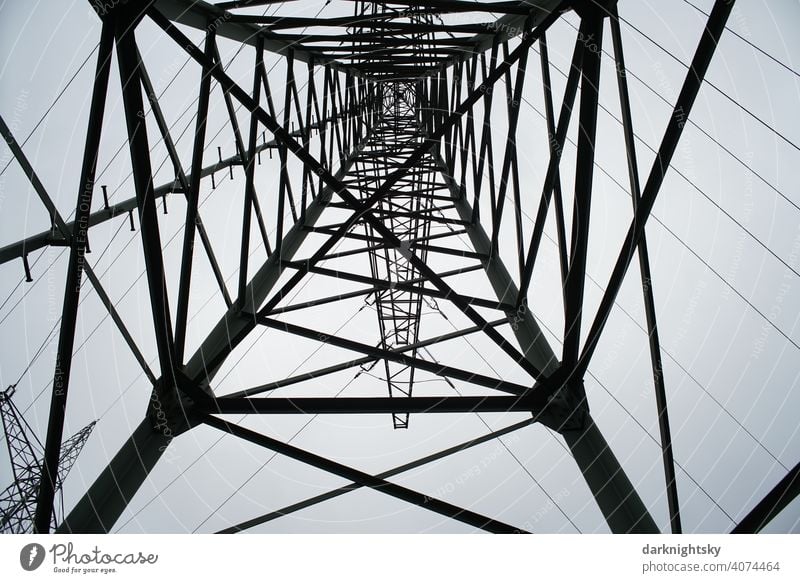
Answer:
439;156;659;534
563;415;659;533
58;418;168;533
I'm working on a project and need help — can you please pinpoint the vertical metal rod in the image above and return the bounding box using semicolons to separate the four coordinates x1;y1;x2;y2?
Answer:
275;49;295;257
517;32;584;304
175;29;215;362
491;35;529;252
575;0;736;377
33;19;114;533
22;254;33;282
301;57;315;219
610;6;681;533
138;49;233;309
539;34;569;286
563;11;603;369
115;13;177;388
236;34;264;310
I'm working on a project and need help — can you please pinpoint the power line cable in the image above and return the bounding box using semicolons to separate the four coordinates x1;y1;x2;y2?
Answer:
613;10;800;153
682;0;800;79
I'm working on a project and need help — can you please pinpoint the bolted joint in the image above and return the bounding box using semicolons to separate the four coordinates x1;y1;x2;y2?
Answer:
0;384;16;402
146;371;201;440
532;369;590;433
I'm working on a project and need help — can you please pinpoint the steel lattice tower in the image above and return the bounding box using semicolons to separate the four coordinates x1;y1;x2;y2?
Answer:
0;386;95;533
0;0;798;534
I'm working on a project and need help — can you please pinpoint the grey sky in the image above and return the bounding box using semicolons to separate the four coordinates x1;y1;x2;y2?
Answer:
0;0;799;533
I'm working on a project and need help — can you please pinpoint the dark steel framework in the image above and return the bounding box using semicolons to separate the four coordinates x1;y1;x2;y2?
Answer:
0;386;95;533
1;0;796;534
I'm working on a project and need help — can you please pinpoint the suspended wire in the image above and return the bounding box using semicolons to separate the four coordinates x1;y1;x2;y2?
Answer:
0;247;66;321
18;162;236;417
446;84;793;527
88;54;195;205
0;44;100;177
5;0;795;533
442;93;791;511
512;93;794;467
612;11;800;154
14;137;277;486
2;0;308;399
419;343;581;533
434;214;736;528
62;3;300;219
532;317;737;526
556;19;800;214
10;224;126;389
534;83;800;352
546;223;790;472
118;296;369;533
5;216;130;403
89;9;260;205
451;52;800;363
0;43;110;324
495;63;798;482
6;113;210;404
682;0;800;79
532;46;800;297
190;367;364;533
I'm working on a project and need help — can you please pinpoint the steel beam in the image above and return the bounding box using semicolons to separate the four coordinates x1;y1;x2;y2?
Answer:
174;31;216;363
574;0;736;378
218;416;538;533
731;461;800;534
610;5;681;533
435;155;558;377
33;20;114;533
181;151;366;386
210;395;548;415
562;415;659;533
562;10;603;369
517;28;584;304
255;315;532;396
222;318;507;398
202;414;526;533
115;12;178;386
57;418;170;533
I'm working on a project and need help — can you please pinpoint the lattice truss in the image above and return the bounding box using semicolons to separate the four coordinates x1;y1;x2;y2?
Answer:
0;387;95;533
0;0;798;534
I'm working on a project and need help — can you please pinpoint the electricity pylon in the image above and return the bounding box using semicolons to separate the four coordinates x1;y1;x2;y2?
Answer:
0;386;95;533
0;0;797;535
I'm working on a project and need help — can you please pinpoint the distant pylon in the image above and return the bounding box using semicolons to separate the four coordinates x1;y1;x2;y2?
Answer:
0;386;95;533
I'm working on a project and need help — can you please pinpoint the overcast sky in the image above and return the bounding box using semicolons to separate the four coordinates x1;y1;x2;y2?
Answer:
0;0;799;534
